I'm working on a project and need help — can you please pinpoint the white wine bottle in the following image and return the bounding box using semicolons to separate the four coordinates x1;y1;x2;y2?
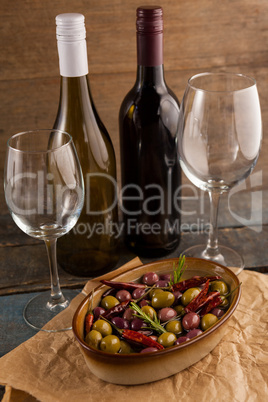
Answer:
54;13;118;276
119;6;181;257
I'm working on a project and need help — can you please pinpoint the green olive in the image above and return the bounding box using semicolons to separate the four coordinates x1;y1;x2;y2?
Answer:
151;291;175;309
119;340;133;354
100;335;121;354
85;330;102;349
201;314;218;331
149;288;164;299
92;319;112;336
157;332;177;347
165;320;182;335
181;288;201;306
219;296;229;308
101;295;119;310
141;305;157;320
210;280;229;295
174;305;186;316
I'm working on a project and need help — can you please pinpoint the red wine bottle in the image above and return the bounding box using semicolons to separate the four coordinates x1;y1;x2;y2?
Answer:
54;13;119;276
119;6;181;257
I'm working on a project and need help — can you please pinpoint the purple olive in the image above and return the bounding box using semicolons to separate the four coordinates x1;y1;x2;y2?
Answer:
140;347;159;353
173;290;182;304
139;299;150;307
159;273;173;282
175;336;189;345
186;329;203;339
158;307;177;322
115;289;132;302
142;272;159;285
130;318;146;331
132;288;146;299
93;306;106;320
182;312;200;330
155;280;169;288
111;316;129;329
123;308;135;321
211;307;224;318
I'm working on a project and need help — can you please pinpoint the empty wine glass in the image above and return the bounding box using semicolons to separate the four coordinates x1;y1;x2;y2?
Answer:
177;72;262;275
4;129;84;331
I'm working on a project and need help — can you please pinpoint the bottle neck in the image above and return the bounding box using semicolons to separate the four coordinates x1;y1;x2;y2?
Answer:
136;31;164;85
57;39;88;77
57;75;91;111
59;75;87;92
136;65;165;86
137;30;163;67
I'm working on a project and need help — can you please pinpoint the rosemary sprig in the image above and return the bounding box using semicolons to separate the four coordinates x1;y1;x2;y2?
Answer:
169;254;187;286
224;282;242;299
130;301;167;334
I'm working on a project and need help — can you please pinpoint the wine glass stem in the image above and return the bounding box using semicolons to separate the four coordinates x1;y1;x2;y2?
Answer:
44;238;65;307
206;191;221;256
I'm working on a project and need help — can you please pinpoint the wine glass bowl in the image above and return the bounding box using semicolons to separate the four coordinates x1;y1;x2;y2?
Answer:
178;72;262;274
4;129;84;331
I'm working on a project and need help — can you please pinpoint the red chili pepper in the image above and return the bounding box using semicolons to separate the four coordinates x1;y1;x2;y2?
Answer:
85;312;94;334
184;279;210;313
122;329;164;350
172;275;221;292
84;293;94;334
199;293;222;317
101;300;130;319
199;282;242;317
101;279;147;291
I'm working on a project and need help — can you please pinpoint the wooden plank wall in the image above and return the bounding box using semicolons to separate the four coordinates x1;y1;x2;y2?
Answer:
1;0;267;221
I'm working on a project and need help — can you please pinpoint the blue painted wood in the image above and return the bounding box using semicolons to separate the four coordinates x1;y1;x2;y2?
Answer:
0;292;40;357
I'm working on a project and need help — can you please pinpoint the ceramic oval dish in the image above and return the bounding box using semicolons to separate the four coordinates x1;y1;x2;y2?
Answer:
72;257;241;385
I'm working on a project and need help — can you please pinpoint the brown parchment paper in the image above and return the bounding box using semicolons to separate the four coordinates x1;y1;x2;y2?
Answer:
0;258;267;402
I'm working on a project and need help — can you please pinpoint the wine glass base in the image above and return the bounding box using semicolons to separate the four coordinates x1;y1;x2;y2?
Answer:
23;289;79;332
183;244;244;275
